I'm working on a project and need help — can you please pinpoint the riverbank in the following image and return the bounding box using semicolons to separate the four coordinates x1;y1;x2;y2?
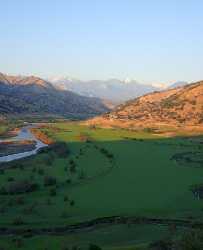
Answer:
0;125;48;163
0;140;36;157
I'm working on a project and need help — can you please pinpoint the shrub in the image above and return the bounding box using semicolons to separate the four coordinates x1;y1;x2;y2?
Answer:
49;188;56;196
70;200;75;206
70;165;76;173
66;179;71;184
13;217;24;226
44;176;57;186
69;159;75;165
7;177;14;182
89;244;102;250
50;142;70;158
8;180;39;194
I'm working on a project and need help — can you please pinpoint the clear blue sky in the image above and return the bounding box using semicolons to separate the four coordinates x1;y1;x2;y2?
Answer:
1;0;203;84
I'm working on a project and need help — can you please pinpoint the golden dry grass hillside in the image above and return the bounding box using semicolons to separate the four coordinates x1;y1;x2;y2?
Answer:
86;81;203;134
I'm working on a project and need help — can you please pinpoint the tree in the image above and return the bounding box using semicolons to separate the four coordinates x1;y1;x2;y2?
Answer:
70;200;75;206
49;188;56;196
89;244;102;250
44;176;57;186
70;164;76;174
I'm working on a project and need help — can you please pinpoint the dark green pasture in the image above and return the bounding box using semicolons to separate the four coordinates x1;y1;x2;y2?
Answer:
0;122;202;248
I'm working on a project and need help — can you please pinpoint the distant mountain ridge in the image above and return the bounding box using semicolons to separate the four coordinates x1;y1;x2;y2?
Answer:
0;73;110;118
0;73;53;87
48;76;164;103
87;81;203;128
168;81;188;89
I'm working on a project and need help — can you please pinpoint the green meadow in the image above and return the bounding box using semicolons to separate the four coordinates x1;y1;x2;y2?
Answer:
0;122;203;249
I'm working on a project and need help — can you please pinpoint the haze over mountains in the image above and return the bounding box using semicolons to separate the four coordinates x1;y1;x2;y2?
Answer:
49;77;163;104
48;77;190;102
48;76;165;103
0;73;110;119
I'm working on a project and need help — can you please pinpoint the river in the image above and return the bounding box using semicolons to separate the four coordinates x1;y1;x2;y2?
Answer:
0;125;48;163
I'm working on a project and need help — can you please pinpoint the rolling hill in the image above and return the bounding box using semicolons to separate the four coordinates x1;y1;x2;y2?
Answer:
87;81;203;129
0;73;110;119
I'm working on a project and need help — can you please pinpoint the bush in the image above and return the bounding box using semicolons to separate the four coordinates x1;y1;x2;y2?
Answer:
13;217;24;226
70;200;75;206
66;179;71;184
49;188;56;196
69;159;75;165
44;176;57;186
7;177;14;182
70;165;76;173
89;244;102;250
8;180;39;194
50;142;70;158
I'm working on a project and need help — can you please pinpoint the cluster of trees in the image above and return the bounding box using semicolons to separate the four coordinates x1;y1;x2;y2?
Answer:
99;147;114;160
0;180;39;195
53;243;101;250
40;142;70;158
69;159;77;174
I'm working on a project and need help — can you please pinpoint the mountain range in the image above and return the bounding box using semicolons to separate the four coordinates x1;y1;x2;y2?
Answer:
87;80;203;128
0;72;195;124
0;73;110;119
48;77;165;103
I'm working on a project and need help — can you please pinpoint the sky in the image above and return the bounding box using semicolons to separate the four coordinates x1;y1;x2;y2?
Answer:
0;0;203;85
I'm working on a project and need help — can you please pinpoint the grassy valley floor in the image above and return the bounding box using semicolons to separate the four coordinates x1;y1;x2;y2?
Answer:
0;122;202;249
